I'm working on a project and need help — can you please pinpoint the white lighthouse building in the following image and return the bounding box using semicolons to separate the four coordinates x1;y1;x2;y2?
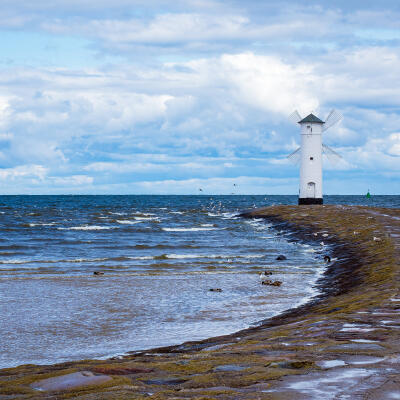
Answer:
288;110;343;205
298;113;324;204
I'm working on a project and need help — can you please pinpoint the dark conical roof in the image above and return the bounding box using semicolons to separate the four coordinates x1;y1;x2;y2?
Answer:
299;113;324;124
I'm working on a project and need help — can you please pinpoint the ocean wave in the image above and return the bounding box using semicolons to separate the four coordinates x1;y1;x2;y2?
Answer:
162;227;222;232
303;248;317;253
133;244;200;250
221;212;240;219
67;257;109;263
131;253;267;261
28;223;57;227
135;212;156;216
160;254;206;259
58;225;113;231
0;257;111;265
0;259;29;264
134;216;160;221
0;245;29;250
116;220;142;225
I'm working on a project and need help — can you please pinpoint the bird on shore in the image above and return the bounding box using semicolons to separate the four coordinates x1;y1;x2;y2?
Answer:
259;270;273;281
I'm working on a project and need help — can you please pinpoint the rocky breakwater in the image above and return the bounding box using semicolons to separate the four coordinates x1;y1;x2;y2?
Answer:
1;205;399;399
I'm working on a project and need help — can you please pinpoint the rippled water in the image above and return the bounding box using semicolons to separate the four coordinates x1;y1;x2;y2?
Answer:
0;195;398;368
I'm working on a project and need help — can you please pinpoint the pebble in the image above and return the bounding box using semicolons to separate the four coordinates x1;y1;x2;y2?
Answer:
262;280;282;287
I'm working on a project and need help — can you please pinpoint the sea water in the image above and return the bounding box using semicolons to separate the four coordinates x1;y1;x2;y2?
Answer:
0;195;398;368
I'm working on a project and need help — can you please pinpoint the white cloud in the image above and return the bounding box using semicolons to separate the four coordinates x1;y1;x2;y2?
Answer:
387;133;400;156
1;39;400;193
217;53;318;114
51;175;94;186
0;165;47;181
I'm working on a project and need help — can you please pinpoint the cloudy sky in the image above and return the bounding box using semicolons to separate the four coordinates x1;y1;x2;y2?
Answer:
0;0;399;194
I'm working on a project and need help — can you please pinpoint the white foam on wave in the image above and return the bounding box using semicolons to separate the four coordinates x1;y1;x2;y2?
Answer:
29;223;56;227
245;220;268;230
59;225;112;231
164;253;259;260
133;212;156;216
157;253;265;260
165;254;201;259
0;256;112;265
116;220;142;225
67;257;108;263
0;259;29;264
304;248;317;253
134;216;160;221
222;212;239;219
242;254;265;259
162;227;222;232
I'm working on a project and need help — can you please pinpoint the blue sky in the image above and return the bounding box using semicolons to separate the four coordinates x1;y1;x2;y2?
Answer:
0;0;399;194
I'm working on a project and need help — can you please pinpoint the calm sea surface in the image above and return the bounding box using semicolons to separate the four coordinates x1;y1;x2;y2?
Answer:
0;195;398;368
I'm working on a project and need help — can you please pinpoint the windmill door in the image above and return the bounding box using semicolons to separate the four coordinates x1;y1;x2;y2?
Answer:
307;182;316;198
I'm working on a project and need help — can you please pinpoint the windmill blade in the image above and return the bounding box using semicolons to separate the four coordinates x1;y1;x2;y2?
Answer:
322;144;342;165
287;147;301;165
322;109;343;132
288;110;302;125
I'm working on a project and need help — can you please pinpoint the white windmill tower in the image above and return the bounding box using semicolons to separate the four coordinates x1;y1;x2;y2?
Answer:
287;110;343;205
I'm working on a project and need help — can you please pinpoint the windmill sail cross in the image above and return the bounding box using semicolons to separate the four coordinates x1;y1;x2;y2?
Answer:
322;144;343;165
287;147;301;165
322;109;343;132
288;110;302;125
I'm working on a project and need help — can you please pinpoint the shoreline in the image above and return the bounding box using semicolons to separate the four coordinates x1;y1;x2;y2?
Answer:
1;204;399;399
126;207;361;356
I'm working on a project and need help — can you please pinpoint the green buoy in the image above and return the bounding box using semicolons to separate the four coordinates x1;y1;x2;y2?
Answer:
366;190;371;199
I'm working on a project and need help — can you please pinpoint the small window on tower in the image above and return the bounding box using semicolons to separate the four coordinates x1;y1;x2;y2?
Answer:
310;157;314;160
307;125;311;129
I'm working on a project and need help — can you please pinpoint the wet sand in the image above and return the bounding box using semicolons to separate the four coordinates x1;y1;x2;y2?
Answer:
1;204;399;399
